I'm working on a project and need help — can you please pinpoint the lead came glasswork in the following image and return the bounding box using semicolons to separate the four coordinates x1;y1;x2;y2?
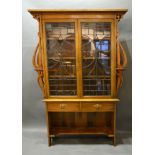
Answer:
81;22;111;96
45;23;77;96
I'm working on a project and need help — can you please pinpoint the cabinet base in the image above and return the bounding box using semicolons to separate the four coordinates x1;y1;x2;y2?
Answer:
47;133;116;146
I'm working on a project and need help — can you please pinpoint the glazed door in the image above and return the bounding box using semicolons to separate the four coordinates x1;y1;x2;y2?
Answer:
43;20;79;97
43;19;116;98
78;19;115;97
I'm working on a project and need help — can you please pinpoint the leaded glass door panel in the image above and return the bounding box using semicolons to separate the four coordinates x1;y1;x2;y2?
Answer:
81;22;111;96
45;22;77;96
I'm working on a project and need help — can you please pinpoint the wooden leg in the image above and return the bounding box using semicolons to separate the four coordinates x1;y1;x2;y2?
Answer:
44;103;52;146
113;104;116;146
48;137;52;146
112;104;116;146
112;136;116;146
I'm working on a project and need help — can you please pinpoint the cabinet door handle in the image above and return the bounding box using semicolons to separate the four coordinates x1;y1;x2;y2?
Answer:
94;104;101;110
60;104;66;109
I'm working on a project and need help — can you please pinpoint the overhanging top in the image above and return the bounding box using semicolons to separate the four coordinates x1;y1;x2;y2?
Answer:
28;9;128;22
28;9;128;15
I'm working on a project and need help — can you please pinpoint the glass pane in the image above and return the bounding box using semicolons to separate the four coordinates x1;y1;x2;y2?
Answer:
81;22;111;96
45;23;77;96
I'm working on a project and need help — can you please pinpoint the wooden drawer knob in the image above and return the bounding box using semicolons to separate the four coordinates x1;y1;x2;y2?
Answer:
94;104;101;110
60;104;66;109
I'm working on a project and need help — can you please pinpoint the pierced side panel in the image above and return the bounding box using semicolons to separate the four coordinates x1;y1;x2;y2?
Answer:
32;43;45;95
31;14;46;96
116;32;127;94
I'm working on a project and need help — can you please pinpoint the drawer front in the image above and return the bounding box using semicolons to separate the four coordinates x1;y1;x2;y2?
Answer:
47;102;80;112
81;102;115;112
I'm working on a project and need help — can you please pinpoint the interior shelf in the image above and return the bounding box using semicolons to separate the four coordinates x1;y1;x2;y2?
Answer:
49;75;76;78
83;76;110;78
47;38;75;41
83;57;110;60
48;57;76;60
82;38;111;41
46;38;111;41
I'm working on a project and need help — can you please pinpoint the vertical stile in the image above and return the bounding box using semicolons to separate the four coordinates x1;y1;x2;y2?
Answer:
111;20;117;97
77;19;83;97
42;18;50;97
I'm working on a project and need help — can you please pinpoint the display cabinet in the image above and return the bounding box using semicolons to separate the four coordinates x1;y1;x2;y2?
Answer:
28;9;128;146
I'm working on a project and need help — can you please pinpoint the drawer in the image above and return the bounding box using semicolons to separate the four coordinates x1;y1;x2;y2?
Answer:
81;102;115;112
47;102;80;112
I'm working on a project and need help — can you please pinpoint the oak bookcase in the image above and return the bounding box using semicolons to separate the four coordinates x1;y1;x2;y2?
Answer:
28;9;128;146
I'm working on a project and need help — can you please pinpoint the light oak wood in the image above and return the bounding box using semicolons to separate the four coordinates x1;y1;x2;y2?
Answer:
43;98;119;102
47;102;80;112
28;9;128;11
47;102;115;112
76;19;82;97
50;127;114;136
29;9;127;146
81;102;115;112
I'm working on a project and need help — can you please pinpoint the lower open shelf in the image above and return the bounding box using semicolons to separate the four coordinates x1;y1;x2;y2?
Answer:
48;112;114;138
47;112;115;146
50;127;114;137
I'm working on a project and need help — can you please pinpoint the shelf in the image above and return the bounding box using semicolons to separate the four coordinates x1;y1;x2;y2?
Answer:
84;84;110;86
49;79;76;81
48;56;110;60
83;57;110;60
83;76;110;78
48;76;110;79
50;127;114;137
84;90;110;92
47;38;75;41
48;57;76;60
47;37;111;41
49;75;76;78
82;38;110;41
50;90;76;92
49;84;76;86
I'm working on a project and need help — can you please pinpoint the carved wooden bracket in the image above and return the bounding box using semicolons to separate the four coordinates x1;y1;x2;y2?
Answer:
116;32;127;94
32;13;41;22
116;14;123;22
32;42;45;95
